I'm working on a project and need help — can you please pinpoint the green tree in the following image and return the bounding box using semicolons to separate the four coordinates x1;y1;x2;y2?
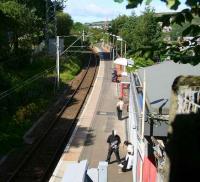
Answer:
88;28;105;45
170;16;200;41
132;8;162;52
111;15;129;35
0;1;41;53
112;8;162;60
114;0;200;65
71;22;88;35
18;0;47;18
56;11;73;36
119;15;137;51
0;0;70;58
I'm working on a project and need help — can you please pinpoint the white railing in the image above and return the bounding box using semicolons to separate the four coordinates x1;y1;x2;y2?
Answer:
177;87;200;114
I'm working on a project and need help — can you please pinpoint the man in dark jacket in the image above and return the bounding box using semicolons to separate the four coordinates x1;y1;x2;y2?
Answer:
106;130;121;164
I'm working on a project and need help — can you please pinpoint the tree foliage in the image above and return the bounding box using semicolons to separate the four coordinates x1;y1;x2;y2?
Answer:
0;0;75;61
111;15;129;35
88;28;105;45
71;22;88;35
118;15;137;49
114;0;200;65
111;8;162;61
131;8;162;51
0;1;41;54
56;11;73;36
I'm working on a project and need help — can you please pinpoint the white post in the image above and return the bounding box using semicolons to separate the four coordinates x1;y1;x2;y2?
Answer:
141;69;146;139
82;30;85;42
116;41;118;58
112;35;115;61
56;36;60;88
112;47;115;61
120;40;123;57
124;42;126;58
98;161;108;182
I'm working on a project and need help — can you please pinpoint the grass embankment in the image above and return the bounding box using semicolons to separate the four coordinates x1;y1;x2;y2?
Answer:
0;53;86;155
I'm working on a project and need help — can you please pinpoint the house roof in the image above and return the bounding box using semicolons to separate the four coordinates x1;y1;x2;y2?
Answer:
137;61;200;114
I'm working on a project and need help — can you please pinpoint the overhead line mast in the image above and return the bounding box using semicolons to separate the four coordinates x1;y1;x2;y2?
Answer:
45;0;65;52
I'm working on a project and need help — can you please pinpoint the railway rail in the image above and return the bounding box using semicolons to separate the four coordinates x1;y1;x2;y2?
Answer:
1;52;99;182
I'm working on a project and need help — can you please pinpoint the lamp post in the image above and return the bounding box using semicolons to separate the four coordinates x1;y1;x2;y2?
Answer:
117;36;123;57
109;34;124;60
110;34;114;61
124;41;126;58
121;39;127;58
115;36;118;58
111;34;117;61
120;39;122;57
117;37;126;58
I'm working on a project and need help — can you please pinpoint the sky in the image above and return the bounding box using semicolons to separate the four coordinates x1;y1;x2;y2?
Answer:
64;0;187;23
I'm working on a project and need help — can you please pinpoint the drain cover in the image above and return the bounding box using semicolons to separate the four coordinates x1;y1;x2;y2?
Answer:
96;111;116;116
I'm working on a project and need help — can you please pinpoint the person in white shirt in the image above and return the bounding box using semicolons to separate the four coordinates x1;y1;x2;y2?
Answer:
118;152;134;172
124;140;134;154
116;97;124;120
118;140;134;172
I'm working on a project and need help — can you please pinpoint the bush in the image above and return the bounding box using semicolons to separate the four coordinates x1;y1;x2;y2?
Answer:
0;52;85;154
14;103;38;124
127;56;154;72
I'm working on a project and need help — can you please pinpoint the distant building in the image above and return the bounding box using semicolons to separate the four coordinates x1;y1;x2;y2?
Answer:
85;21;111;30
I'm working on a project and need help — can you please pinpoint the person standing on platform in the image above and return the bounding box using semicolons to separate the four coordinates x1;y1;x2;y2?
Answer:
118;140;134;172
106;130;121;164
123;140;134;155
116;97;124;120
118;151;134;172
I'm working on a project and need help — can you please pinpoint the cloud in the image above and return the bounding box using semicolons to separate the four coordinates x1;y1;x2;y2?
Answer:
66;2;123;22
65;0;187;23
85;3;117;17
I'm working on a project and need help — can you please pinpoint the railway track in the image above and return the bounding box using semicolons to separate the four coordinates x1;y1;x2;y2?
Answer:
2;52;99;182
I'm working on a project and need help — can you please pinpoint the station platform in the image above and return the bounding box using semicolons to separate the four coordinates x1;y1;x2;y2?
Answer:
50;47;132;182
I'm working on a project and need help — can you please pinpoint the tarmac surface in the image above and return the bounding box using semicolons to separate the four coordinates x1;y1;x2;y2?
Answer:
50;47;132;182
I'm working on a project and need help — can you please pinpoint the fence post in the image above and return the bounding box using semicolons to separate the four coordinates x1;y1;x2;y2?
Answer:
98;161;108;182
